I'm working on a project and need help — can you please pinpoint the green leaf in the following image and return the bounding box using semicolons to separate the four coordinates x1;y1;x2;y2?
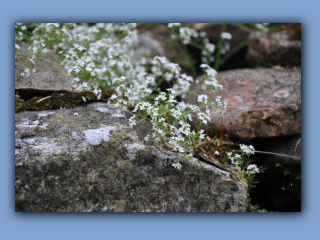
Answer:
15;28;33;36
284;170;290;175
275;163;280;167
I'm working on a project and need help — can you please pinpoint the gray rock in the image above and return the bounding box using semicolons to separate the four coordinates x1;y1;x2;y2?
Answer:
247;28;301;67
135;32;165;58
137;26;193;76
15;42;79;98
15;103;247;212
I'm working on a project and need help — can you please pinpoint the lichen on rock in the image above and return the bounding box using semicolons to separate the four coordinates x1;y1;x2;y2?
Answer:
15;102;247;212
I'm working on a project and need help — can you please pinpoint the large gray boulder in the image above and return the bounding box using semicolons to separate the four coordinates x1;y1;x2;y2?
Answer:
15;102;247;212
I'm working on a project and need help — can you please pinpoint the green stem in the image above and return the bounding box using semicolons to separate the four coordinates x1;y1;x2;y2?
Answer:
188;41;207;51
15;54;30;57
214;23;227;72
36;56;63;66
220;40;248;66
255;151;301;159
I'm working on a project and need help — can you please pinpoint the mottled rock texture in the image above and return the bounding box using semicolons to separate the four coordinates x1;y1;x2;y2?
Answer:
15;103;247;212
247;25;301;67
186;68;301;138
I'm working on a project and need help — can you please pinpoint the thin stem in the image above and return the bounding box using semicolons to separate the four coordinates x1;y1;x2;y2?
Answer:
220;40;248;66
214;23;227;72
188;41;207;51
255;151;301;159
36;56;63;66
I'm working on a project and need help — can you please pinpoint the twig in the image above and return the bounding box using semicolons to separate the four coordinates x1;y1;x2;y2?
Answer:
37;95;52;103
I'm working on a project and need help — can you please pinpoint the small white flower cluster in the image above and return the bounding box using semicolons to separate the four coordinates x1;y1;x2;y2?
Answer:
151;56;194;96
172;162;182;170
221;32;232;40
255;23;269;34
167;23;181;28
227;152;242;165
179;27;199;44
226;144;259;175
247;164;259;173
108;64;229;170
239;144;255;155
167;23;215;64
15;23;26;41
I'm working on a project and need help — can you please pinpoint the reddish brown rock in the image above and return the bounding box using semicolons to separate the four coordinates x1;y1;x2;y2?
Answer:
186;68;301;139
247;24;301;67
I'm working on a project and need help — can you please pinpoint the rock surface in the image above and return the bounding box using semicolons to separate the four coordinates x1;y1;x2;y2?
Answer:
15;102;247;212
137;25;193;76
15;43;78;98
247;26;301;67
186;68;301;138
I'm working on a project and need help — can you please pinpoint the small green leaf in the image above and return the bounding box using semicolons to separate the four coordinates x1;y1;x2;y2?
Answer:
284;170;290;175
275;163;280;167
15;28;33;36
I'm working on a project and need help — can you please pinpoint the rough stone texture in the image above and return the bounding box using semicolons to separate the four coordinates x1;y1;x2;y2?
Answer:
15;102;247;212
247;29;301;67
15;42;80;98
135;32;165;58
186;68;301;138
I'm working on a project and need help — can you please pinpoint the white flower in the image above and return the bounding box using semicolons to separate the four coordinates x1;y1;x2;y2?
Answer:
15;43;20;49
221;32;232;40
247;164;259;173
239;144;255;155
172;162;182;170
214;151;219;155
168;23;181;28
197;95;208;103
82;97;86;102
128;116;136;128
74;113;78;116
82;82;88;89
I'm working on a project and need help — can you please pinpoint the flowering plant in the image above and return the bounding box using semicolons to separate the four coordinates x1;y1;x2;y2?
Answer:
15;23;263;212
